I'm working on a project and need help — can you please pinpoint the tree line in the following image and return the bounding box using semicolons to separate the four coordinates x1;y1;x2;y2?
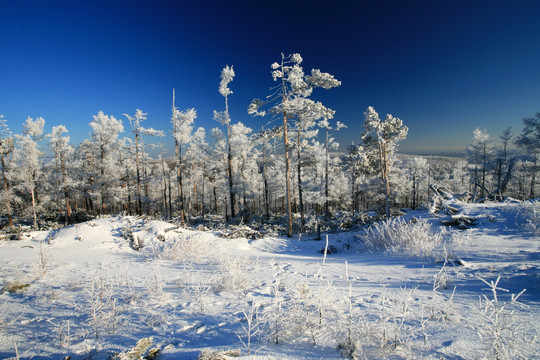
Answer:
1;53;538;235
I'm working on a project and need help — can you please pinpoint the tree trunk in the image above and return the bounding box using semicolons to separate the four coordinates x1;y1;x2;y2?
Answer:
379;142;391;219
134;132;142;216
160;151;168;218
193;163;198;214
201;162;206;217
263;168;270;220
168;170;172;217
175;139;185;224
227;124;236;219
31;185;38;229
481;145;487;198
284;112;293;237
296;129;305;232
213;185;218;214
60;155;72;224
412;174;416;209
1;155;13;227
325;128;330;218
351;172;357;214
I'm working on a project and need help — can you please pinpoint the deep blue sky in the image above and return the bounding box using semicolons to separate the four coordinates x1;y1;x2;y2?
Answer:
1;0;539;156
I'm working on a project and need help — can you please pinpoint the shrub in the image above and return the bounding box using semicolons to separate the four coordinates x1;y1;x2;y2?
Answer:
360;218;443;259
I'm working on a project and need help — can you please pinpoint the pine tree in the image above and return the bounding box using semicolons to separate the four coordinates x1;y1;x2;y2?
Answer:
229;122;257;217
47;125;74;224
14;117;46;228
89;111;125;213
319;118;346;217
185;127;209;216
214;65;237;219
515;112;540;199
361;106;408;219
249;53;341;237
124;109;164;215
171;90;197;223
0;115;14;227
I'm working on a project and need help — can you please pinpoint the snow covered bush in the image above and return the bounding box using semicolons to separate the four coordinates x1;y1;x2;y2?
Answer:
360;218;443;259
154;233;206;264
211;255;252;294
471;277;531;360
237;301;261;354
33;240;52;279
81;265;123;339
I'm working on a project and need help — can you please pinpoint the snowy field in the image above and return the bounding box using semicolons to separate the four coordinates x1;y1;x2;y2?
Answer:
0;201;539;359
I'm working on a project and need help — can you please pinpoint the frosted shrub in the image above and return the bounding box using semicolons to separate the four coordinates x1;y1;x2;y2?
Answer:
361;218;442;259
155;233;205;264
33;240;52;279
145;269;166;301
238;301;261;354
47;319;71;348
82;265;122;339
259;283;287;345
211;255;252;294
472;276;530;360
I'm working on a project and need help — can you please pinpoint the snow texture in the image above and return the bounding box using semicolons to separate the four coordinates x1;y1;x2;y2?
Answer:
0;201;539;359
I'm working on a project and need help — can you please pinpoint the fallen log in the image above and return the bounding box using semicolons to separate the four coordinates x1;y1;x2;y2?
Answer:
442;215;477;229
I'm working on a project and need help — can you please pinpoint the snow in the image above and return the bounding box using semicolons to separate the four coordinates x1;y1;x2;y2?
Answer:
0;202;539;359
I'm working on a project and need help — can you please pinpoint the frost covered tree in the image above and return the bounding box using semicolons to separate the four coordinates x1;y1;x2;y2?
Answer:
230;122;258;217
466;128;494;201
210;127;229;217
342;144;370;212
214;65;237;219
493;127;513;199
47;125;74;224
75;139;98;212
185;127;209;216
252;127;281;220
290;100;335;229
515;112;540;199
157;145;173;217
319;118;346;217
249;53;341;237
13;117;46;228
404;157;429;209
0;115;14;227
171;89;197;223
124;109;164;215
361;106;408;219
89;111;125;213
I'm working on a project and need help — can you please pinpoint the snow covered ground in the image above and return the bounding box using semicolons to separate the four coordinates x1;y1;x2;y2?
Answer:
0;201;539;359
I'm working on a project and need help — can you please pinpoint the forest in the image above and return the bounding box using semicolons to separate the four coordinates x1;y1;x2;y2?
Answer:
1;53;540;360
0;53;539;235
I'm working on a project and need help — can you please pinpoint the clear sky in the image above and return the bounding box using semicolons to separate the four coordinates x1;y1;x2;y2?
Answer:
1;0;539;156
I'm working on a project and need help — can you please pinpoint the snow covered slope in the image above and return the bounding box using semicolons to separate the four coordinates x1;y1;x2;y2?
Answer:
0;202;538;359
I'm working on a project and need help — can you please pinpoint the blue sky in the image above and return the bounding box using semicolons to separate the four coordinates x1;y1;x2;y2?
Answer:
1;0;539;156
